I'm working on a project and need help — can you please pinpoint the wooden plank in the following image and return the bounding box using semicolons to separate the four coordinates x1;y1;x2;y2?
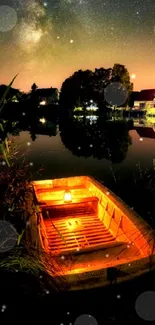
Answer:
38;196;98;207
46;228;112;238
36;184;86;193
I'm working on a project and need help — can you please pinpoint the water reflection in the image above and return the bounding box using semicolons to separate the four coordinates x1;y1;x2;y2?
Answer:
133;116;155;140
59;116;132;163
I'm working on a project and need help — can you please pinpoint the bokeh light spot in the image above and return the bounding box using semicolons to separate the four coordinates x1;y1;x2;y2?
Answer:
0;5;18;32
135;291;155;321
104;82;128;106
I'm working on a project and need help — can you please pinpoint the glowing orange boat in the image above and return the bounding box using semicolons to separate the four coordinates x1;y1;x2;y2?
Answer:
27;176;155;290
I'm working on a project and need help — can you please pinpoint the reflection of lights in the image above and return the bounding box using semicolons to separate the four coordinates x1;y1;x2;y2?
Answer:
40;100;46;106
39;117;46;124
86;115;97;120
139;138;143;141
64;190;72;202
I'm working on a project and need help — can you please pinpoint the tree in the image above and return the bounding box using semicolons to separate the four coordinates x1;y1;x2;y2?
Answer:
59;69;94;116
111;64;133;106
59;64;133;117
31;83;38;92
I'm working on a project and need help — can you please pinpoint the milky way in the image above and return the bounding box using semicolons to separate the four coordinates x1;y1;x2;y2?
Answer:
0;0;155;92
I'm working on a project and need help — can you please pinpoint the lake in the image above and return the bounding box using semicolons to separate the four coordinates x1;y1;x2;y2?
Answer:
5;115;155;223
1;115;155;323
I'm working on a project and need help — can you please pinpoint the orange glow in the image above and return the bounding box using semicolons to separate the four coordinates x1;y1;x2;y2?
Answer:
29;176;155;290
64;190;72;202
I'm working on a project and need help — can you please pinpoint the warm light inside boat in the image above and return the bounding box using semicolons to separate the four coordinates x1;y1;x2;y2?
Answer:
67;219;79;230
64;190;72;202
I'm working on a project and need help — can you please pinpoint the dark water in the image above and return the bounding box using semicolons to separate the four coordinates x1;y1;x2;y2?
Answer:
7;116;155;220
1;115;155;324
10;117;155;182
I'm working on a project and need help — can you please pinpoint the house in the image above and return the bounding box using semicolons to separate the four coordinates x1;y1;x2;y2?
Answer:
33;88;59;106
128;91;139;108
134;89;155;111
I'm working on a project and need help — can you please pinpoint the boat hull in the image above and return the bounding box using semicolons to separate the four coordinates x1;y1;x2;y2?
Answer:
26;176;155;291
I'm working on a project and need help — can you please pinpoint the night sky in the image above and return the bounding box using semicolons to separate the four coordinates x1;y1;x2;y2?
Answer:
0;0;155;92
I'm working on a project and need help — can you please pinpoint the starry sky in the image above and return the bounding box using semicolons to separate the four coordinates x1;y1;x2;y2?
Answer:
0;0;155;93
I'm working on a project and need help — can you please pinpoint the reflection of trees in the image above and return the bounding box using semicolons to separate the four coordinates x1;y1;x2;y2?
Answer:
60;118;132;163
30;131;37;142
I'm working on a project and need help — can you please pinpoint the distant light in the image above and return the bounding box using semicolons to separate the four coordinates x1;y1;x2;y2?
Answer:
139;137;143;141
39;117;46;124
131;74;136;79
43;2;48;7
40;100;46;106
57;36;60;39
70;39;74;43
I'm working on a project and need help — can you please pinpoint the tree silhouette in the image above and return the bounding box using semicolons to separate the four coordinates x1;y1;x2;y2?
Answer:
59;64;133;117
31;83;38;92
111;64;133;106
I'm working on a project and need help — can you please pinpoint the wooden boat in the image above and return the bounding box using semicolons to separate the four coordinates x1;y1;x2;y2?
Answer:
26;176;155;291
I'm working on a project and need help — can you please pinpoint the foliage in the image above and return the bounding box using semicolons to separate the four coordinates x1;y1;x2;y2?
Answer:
111;64;133;105
59;64;133;116
0;74;19;114
0;245;70;290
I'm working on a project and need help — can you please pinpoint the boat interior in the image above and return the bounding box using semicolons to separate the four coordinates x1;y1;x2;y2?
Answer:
31;176;151;269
